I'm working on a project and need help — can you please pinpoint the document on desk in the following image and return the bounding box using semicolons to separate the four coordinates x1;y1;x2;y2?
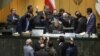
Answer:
64;33;76;38
43;34;64;37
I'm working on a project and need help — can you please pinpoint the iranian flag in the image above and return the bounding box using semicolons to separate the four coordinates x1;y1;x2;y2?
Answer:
96;0;100;15
45;0;56;12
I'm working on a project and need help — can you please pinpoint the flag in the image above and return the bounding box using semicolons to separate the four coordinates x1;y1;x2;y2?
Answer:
45;0;56;12
95;0;100;15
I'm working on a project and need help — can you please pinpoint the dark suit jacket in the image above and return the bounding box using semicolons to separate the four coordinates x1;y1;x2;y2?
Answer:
57;42;66;56
72;18;78;32
62;16;74;27
7;14;19;23
87;13;96;34
34;41;41;51
76;16;87;33
66;44;78;56
17;16;33;32
35;49;49;56
7;14;19;28
7;14;19;32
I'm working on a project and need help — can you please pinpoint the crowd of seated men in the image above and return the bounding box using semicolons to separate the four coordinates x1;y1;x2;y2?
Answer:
6;5;96;35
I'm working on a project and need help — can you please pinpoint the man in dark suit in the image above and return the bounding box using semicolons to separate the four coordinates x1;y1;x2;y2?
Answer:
7;8;19;32
56;36;66;56
75;11;87;33
66;38;78;56
62;12;74;27
46;41;57;56
86;8;96;34
58;9;65;23
33;7;53;32
35;44;49;56
18;13;33;32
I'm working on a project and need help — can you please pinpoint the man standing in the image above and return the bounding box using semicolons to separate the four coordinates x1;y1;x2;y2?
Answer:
86;8;96;34
56;36;66;56
75;11;87;33
24;39;34;56
66;38;78;56
46;41;56;56
7;8;19;32
35;44;49;56
18;13;32;32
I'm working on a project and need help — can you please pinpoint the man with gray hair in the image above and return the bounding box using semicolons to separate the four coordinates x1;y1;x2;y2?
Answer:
24;39;34;56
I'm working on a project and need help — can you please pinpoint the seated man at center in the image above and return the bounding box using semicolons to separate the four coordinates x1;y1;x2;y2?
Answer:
49;19;63;34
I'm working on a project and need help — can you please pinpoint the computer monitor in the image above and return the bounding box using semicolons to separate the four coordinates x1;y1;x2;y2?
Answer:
31;29;44;37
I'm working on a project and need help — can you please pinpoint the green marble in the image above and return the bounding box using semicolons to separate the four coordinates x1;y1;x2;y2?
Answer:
0;36;100;56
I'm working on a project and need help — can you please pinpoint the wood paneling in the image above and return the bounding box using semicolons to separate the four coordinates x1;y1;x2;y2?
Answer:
69;0;78;16
0;4;10;23
0;0;100;24
78;0;87;16
59;0;70;12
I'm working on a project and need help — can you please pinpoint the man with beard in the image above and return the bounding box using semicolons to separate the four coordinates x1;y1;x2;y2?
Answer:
26;5;34;16
66;38;78;56
75;11;87;33
86;8;96;34
56;36;66;56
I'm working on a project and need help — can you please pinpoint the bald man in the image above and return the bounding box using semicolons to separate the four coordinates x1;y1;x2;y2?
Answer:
24;39;34;56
